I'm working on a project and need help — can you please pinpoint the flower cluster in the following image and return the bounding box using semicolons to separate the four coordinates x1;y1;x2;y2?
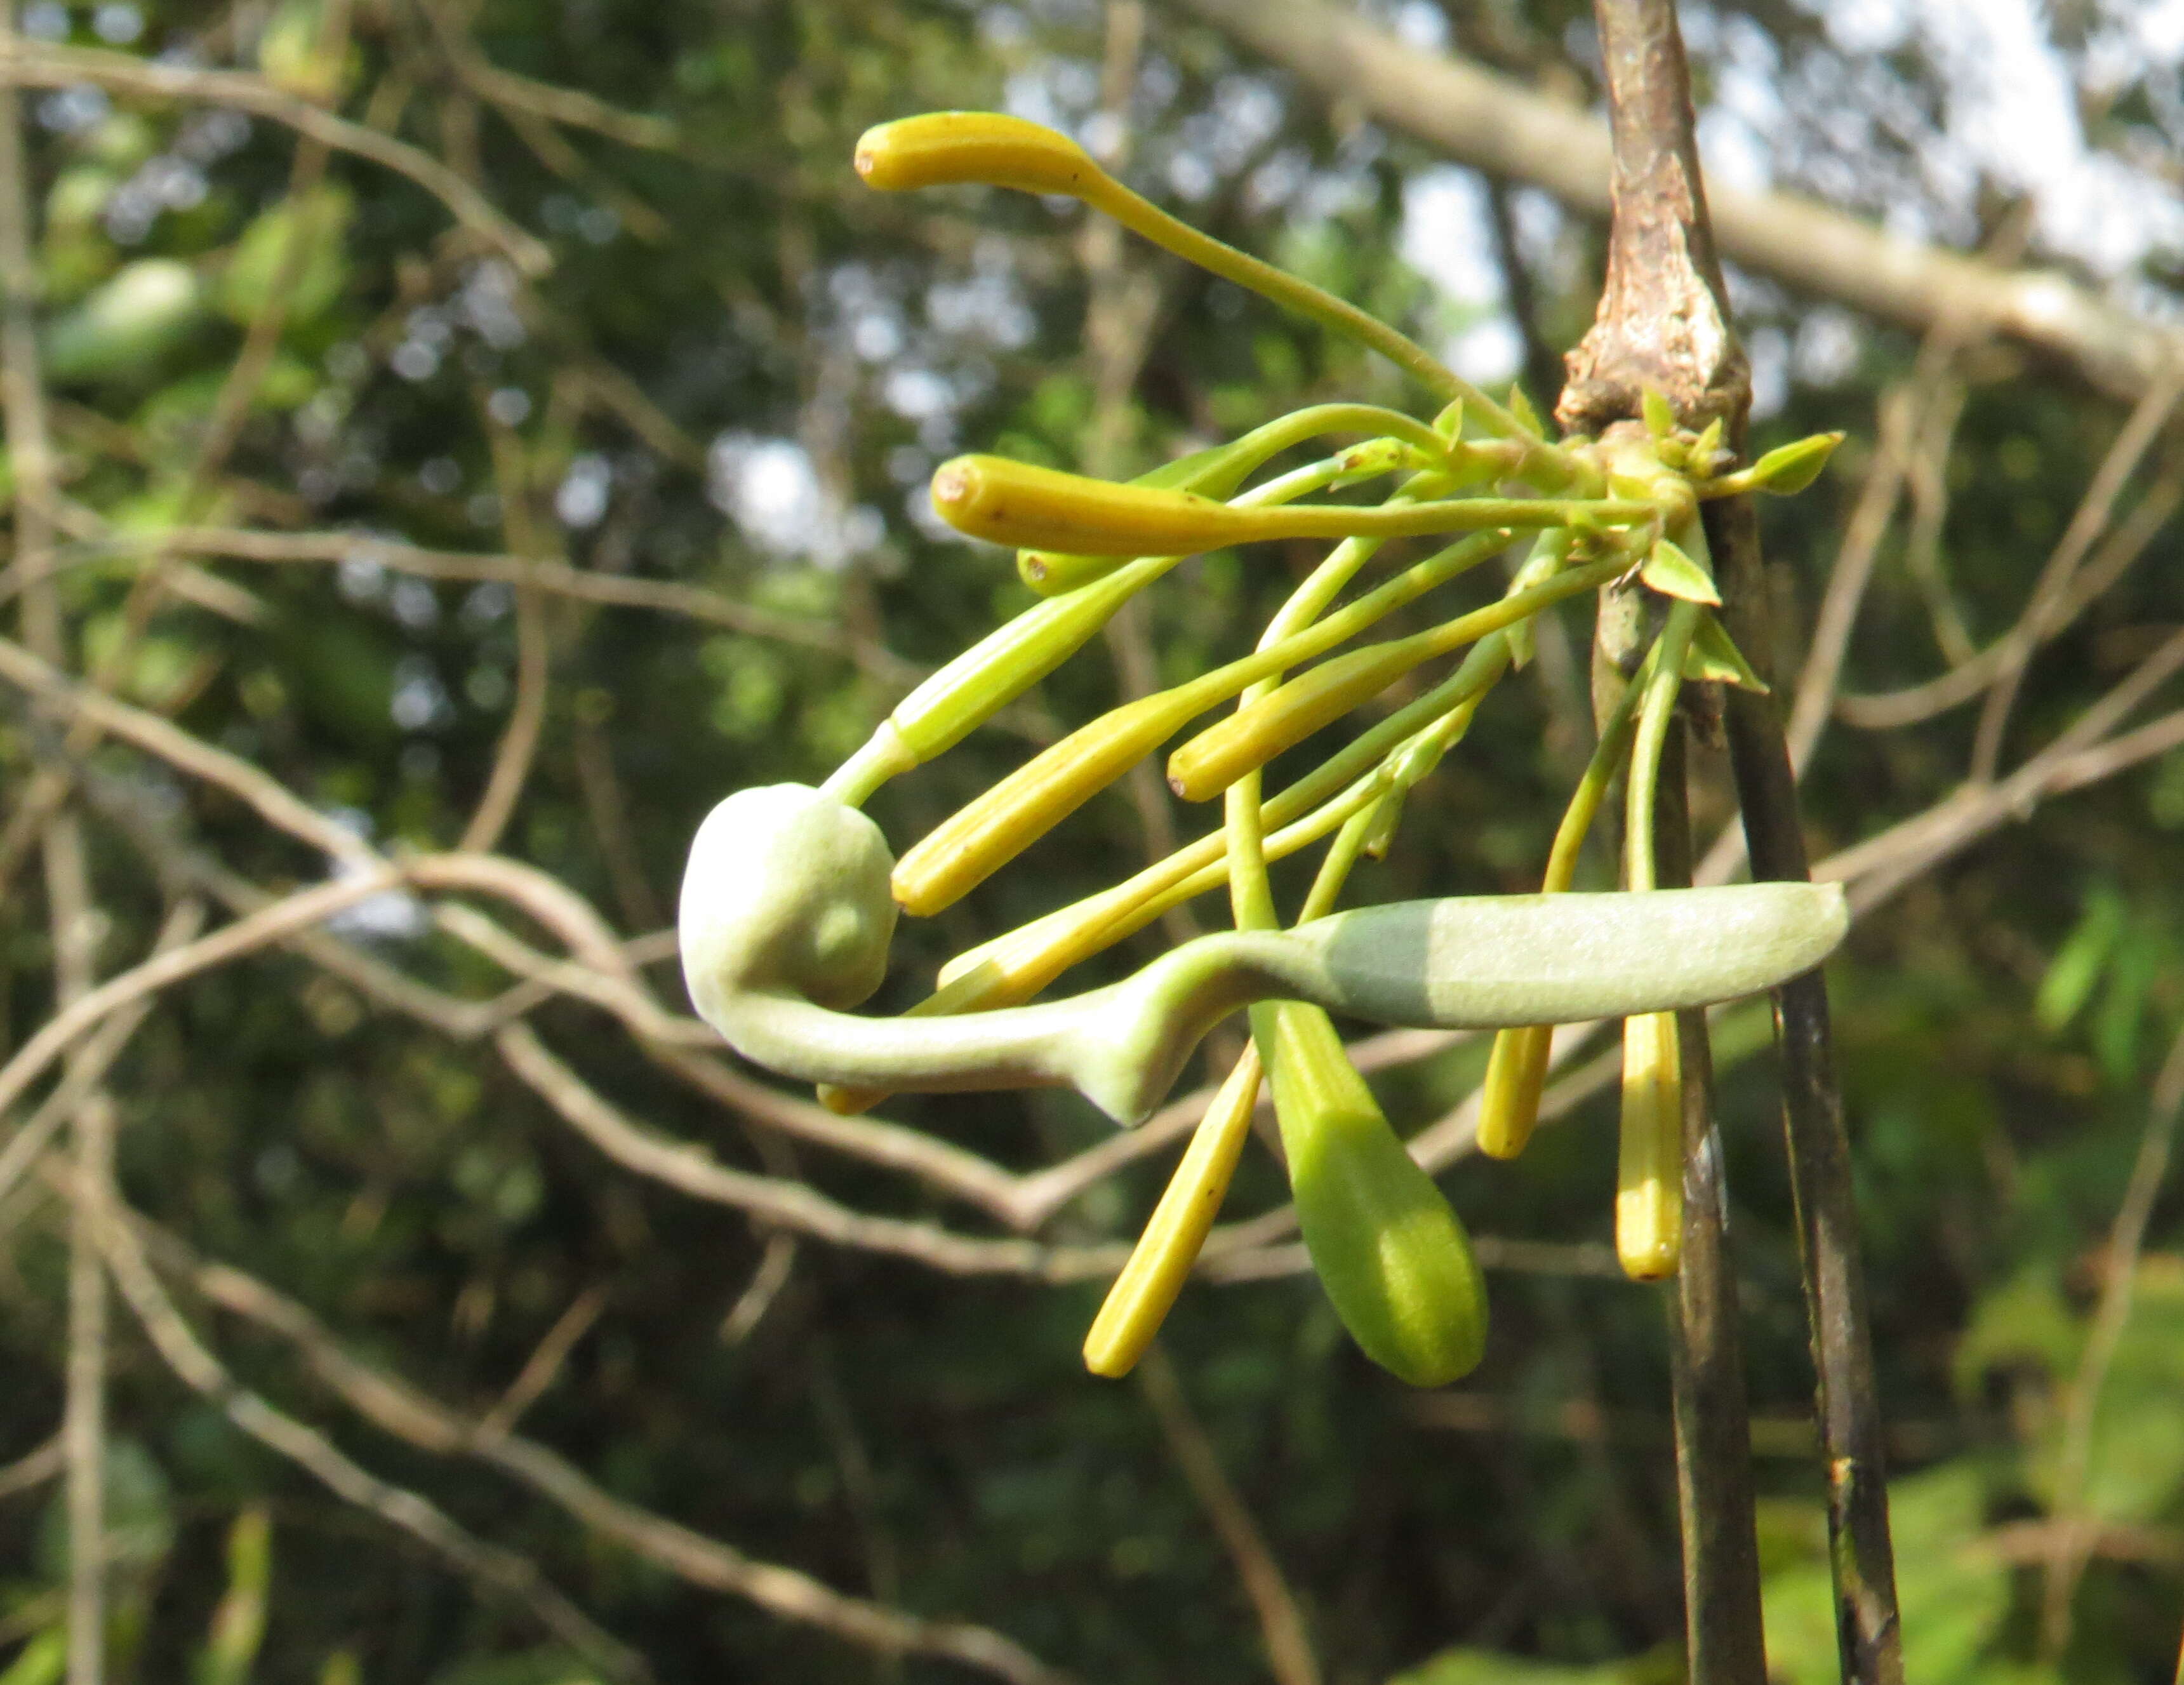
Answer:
687;112;1842;1388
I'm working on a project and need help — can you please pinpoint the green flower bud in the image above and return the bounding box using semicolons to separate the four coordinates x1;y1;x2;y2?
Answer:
1703;430;1844;498
1257;1001;1488;1387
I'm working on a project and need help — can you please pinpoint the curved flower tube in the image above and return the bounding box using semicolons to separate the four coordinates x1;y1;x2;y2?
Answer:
679;784;1850;1127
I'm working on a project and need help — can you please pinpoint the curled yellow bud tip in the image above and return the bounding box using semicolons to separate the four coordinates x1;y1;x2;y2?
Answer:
853;112;1099;197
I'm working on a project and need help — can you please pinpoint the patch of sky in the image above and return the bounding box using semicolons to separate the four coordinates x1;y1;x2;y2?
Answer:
1399;166;1521;388
708;432;881;571
556;453;613;529
321;809;427;941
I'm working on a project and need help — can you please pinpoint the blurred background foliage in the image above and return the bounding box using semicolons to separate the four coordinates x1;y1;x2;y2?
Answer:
0;0;2180;1681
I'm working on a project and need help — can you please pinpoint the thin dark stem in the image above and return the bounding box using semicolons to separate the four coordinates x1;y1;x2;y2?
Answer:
1594;568;1766;1685
1709;486;1903;1685
1568;3;1780;1680
1655;732;1768;1685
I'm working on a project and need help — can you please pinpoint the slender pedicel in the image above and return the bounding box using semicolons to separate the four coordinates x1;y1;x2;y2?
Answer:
1165;554;1626;801
853;112;1514;429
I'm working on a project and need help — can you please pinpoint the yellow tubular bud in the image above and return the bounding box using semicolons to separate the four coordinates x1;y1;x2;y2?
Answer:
935;454;1257;557
1476;1023;1553;1159
1167;640;1423;803
1018;407;1453;595
1616;1011;1684;1281
892;689;1195;916
853;112;1100;196
932;454;1645;556
1258;1001;1487;1387
1082;1043;1263;1378
1166;553;1625;804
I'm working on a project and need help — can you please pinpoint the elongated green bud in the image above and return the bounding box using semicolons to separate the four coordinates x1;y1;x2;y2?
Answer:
933;454;1644;557
1083;1044;1263;1378
854;112;1099;196
888;553;1176;763
1168;641;1420;803
1616;1011;1683;1281
1747;430;1843;494
1256;1001;1487;1386
892;689;1199;916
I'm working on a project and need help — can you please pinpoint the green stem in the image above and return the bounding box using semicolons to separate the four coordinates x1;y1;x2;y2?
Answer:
1624;599;1702;893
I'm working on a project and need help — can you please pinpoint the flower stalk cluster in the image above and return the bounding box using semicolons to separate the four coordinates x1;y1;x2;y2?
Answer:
681;112;1846;1388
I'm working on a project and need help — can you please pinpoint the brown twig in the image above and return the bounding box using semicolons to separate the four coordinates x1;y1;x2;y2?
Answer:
1136;1345;1320;1685
63;523;926;686
0;1434;62;1502
474;1284;608;1446
65;1162;649;1679
1559;6;1768;1681
147;1222;1072;1685
0;25;110;1672
0;40;550;274
1711;458;1906;1685
1165;0;2184;403
462;402;556;853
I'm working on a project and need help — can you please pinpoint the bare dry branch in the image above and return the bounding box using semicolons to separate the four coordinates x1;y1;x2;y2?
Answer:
63;524;924;685
1164;0;2184;403
147;1224;1074;1685
0;1434;62;1503
71;1166;648;1679
495;1022;1128;1283
0;41;550;274
1137;1345;1319;1685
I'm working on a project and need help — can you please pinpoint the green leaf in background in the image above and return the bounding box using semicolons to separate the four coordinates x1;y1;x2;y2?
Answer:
1389;1644;1678;1685
1759;1464;2022;1685
2035;882;2125;1033
220;185;354;328
2031;1258;2184;1525
192;1507;273;1685
41;258;206;385
427;1649;607;1685
0;1630;66;1685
